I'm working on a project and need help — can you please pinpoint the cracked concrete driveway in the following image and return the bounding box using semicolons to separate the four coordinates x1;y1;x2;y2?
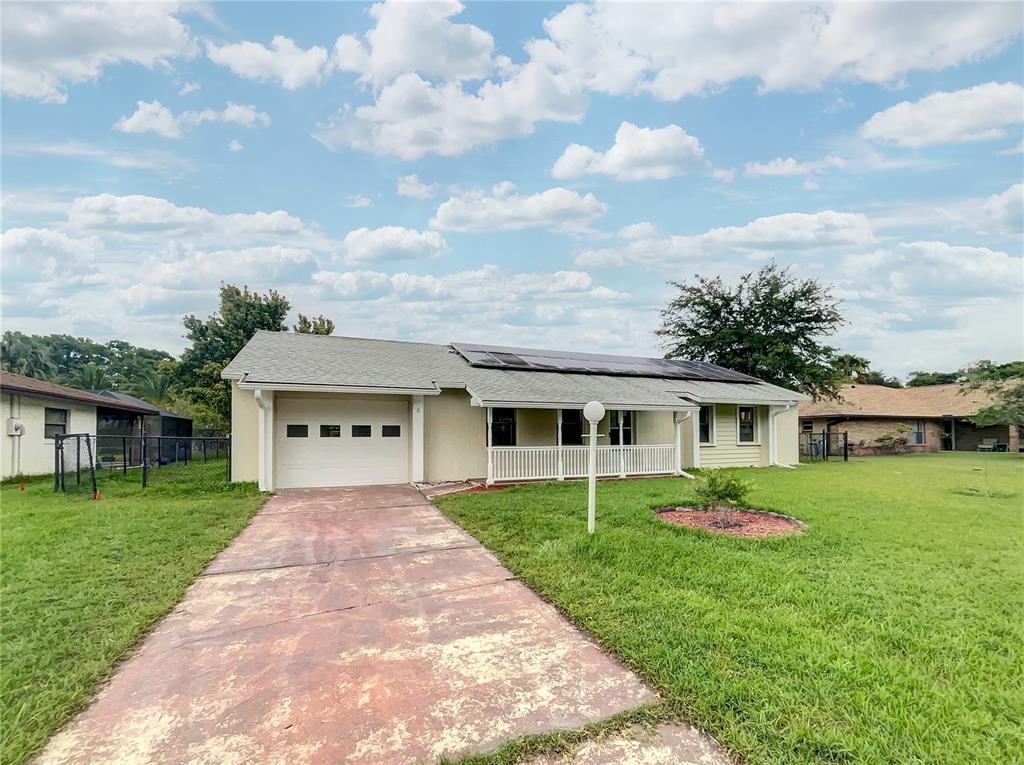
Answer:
37;485;654;765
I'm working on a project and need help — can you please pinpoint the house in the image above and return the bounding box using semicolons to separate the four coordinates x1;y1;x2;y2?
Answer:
1;371;159;479
222;332;808;490
798;383;1019;454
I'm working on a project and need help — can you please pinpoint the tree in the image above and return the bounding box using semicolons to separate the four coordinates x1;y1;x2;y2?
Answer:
131;368;174;408
656;263;845;399
174;285;292;432
294;313;335;335
964;360;1024;429
1;332;57;379
907;370;962;387
835;353;871;380
74;362;111;391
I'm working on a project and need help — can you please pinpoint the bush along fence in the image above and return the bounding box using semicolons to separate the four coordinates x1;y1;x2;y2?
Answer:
799;430;849;461
54;434;231;494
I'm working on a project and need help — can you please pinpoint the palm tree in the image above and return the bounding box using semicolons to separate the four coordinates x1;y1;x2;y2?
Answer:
131;370;173;408
835;353;871;382
74;362;111;391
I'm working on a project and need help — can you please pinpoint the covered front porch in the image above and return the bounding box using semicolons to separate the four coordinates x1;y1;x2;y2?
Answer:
483;405;697;484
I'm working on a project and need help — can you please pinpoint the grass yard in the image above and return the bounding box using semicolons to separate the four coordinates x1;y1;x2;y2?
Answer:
0;469;265;765
437;453;1024;765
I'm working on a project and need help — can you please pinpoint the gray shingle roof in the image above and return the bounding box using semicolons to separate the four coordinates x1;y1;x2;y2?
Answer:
222;331;807;408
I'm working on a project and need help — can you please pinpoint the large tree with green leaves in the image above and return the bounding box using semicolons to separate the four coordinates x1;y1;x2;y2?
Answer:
174;285;292;432
294;313;335;335
656;263;845;399
964;360;1024;429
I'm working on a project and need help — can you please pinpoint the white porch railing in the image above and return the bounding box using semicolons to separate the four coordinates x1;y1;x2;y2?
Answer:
488;444;677;483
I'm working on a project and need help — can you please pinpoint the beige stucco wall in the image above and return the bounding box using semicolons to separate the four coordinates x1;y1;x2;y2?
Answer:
517;408;557;446
2;392;97;479
230;381;260;482
423;388;487;481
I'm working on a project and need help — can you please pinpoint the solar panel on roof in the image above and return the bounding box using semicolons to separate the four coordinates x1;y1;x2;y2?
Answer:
450;343;760;383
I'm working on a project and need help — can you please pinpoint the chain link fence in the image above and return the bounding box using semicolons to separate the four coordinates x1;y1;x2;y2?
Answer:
799;430;849;461
55;434;230;494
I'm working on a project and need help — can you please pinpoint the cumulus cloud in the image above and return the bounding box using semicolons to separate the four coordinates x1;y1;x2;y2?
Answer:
430;182;607;233
314;64;584;160
551;122;706;181
178;81;200;96
114;100;271;139
873;183;1023;238
205;35;330;89
333;0;496;87
861;82;1024;148
344;195;374;209
1;227;100;281
342;226;447;263
396;175;438;199
744;154;848;177
617;222;659;240
527;3;1021;100
576;211;877;266
844;241;1022;298
1;3;196;103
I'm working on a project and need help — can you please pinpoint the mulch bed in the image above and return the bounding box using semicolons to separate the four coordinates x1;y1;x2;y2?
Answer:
656;507;804;538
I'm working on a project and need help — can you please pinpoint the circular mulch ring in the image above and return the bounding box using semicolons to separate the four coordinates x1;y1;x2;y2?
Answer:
656;507;804;538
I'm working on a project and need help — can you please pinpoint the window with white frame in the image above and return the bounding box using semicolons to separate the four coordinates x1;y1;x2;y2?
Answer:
698;405;714;444
44;407;68;439
737;406;758;444
801;420;814;433
907;419;926;445
610;410;634;445
491;408;516;446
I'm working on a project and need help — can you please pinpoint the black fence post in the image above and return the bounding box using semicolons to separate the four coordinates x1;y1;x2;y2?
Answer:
203;439;207;464
53;437;61;492
85;436;97;498
122;437;128;475
76;437;81;484
822;430;829;461
142;437;148;488
843;431;849;462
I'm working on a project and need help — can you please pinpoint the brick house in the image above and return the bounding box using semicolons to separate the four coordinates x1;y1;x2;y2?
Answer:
798;383;1020;454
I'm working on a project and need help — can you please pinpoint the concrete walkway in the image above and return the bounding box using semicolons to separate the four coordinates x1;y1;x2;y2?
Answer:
37;485;655;765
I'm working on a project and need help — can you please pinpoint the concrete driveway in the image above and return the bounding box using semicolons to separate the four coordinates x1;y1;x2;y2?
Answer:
38;485;654;765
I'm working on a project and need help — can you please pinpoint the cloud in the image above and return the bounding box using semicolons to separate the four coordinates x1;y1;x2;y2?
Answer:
1;227;100;282
205;35;330;89
744;154;848;177
527;3;1021;100
313;64;585;159
178;81;200;96
430;182;607;233
576;210;877;266
66;193;328;249
617;222;658;240
4;141;193;177
999;139;1024;155
228;139;244;152
344;194;374;208
114;100;271;139
1;3;196;103
143;245;317;291
844;241;1022;298
551;122;706;181
396;174;438;199
860;82;1024;147
873;183;1023;239
342;226;447;263
333;0;496;87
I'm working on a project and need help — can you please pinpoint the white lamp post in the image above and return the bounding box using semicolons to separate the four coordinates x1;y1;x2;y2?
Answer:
583;400;605;534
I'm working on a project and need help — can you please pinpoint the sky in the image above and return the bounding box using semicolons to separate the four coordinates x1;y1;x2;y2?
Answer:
1;1;1022;379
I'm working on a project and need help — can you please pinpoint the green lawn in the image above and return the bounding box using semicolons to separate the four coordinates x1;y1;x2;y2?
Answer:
437;453;1024;765
0;469;266;765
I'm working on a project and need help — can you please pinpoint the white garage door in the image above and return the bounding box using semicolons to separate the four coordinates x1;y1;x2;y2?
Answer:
275;396;409;488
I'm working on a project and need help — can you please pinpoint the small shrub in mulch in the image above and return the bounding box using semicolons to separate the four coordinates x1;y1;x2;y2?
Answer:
656;507;805;538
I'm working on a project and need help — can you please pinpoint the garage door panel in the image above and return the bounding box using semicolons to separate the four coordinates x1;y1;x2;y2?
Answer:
275;397;409;488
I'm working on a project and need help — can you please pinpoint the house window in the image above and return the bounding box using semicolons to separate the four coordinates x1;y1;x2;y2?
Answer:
699;406;714;444
44;407;68;439
286;424;308;438
560;409;583;445
801;420;814;433
737;406;757;444
382;425;401;438
610;410;634;445
907;419;926;445
491;408;516;446
320;424;341;438
351;425;371;438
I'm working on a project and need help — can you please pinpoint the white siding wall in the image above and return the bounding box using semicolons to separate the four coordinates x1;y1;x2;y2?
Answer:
700;404;770;468
2;393;97;479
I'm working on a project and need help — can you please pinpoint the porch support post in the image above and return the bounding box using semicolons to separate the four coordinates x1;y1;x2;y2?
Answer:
618;410;626;478
410;395;424;483
254;388;274;492
768;405;778;466
691;407;701;469
556;408;564;480
485;406;494;485
674;412;683;475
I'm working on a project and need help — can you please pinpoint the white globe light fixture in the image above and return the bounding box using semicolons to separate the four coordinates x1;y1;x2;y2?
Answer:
583;401;605;534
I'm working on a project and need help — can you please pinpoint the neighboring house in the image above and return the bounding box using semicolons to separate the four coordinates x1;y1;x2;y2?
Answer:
222;332;808;490
92;390;193;438
798;383;1019;454
1;372;158;479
